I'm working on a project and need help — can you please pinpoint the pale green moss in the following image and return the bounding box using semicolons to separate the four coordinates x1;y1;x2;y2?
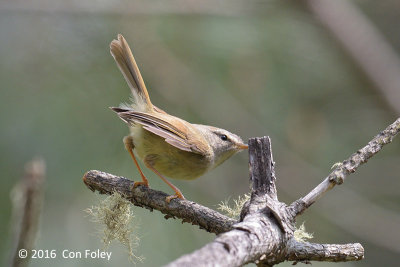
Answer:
294;222;313;242
86;191;143;263
218;193;250;219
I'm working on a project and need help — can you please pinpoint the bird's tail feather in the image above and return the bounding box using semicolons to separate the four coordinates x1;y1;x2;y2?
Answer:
110;34;153;112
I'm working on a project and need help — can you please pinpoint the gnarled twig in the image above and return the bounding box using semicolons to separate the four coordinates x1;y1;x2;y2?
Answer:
289;117;400;216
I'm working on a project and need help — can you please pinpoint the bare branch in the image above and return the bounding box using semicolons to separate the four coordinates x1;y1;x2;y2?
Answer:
286;239;364;262
290;117;400;216
248;136;276;198
83;170;235;234
10;158;46;267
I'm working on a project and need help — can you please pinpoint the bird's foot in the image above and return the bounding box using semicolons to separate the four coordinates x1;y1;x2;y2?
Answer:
166;192;185;203
132;180;149;190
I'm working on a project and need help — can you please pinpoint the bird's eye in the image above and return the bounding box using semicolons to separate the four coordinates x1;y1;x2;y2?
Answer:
220;134;228;141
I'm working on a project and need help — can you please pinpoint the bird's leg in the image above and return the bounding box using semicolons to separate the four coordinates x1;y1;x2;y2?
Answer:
123;136;149;189
144;159;185;202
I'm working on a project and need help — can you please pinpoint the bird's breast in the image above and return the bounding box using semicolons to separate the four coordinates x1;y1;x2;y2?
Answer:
130;126;212;180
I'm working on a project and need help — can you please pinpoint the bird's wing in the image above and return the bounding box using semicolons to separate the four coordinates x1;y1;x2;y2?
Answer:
111;108;204;154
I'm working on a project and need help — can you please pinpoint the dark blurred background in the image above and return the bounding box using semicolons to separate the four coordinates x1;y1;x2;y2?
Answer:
1;0;400;266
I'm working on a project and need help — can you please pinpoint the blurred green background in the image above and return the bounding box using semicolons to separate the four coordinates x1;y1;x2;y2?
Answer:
1;0;400;266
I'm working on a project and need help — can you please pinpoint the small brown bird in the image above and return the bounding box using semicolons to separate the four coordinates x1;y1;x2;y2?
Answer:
110;34;248;202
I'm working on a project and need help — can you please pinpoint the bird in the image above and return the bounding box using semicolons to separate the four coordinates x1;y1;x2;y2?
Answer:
110;34;248;202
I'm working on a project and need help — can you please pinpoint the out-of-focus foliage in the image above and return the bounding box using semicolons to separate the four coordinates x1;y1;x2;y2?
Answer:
1;0;399;266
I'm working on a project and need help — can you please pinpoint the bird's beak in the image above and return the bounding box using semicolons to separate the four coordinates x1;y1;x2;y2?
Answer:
237;143;249;150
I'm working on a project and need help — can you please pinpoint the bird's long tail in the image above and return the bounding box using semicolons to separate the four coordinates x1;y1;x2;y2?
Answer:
110;34;153;112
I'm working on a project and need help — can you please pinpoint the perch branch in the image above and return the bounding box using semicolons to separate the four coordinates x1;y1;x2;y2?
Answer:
10;158;46;267
290;117;400;216
83;170;235;234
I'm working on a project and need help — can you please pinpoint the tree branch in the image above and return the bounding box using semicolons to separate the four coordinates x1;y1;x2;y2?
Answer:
286;239;364;262
84;117;400;265
83;170;235;234
289;117;400;216
10;158;46;267
246;137;293;234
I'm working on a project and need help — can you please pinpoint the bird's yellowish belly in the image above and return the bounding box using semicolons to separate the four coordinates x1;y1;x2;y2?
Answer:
130;126;211;180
